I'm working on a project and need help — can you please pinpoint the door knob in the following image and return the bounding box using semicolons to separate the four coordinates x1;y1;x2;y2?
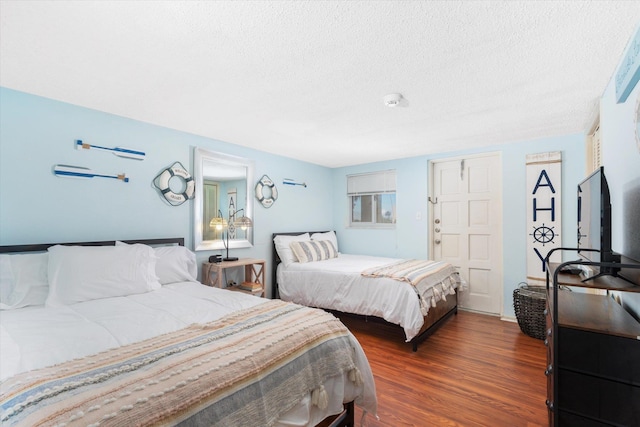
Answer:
435;228;440;233
435;239;441;244
434;219;441;224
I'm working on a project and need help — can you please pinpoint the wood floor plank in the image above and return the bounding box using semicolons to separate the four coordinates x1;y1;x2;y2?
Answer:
337;310;547;427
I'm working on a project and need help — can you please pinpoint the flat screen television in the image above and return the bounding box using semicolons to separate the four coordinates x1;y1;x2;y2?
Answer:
577;167;616;265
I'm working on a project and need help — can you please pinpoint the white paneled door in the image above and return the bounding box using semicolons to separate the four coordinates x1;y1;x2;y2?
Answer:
430;154;502;315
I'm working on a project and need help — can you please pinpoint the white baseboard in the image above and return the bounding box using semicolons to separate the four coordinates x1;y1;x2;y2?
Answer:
458;307;516;322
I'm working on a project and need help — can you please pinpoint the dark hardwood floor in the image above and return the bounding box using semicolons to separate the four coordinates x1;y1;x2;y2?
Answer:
336;310;548;427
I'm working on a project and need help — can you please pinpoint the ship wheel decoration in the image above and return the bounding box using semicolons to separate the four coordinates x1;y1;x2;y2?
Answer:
530;223;558;246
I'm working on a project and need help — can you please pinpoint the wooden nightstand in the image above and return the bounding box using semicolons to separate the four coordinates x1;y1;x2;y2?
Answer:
202;258;266;297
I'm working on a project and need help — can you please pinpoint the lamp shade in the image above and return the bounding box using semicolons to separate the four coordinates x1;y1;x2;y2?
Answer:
209;216;228;230
234;215;253;230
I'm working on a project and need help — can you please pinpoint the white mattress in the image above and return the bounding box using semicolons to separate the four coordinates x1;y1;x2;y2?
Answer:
0;281;377;426
278;254;433;341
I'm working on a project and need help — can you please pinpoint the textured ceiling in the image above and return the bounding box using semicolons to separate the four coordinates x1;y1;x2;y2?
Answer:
1;1;639;168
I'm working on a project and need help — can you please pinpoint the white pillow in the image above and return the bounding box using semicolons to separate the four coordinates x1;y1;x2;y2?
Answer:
154;246;198;284
290;240;338;263
46;244;161;307
0;253;49;310
311;231;339;253
274;233;311;267
116;242;197;285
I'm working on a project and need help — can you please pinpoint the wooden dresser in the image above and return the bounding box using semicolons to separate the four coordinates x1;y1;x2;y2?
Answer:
546;261;640;426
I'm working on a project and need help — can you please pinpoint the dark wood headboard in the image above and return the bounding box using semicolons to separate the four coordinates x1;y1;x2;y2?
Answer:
271;231;331;299
0;237;184;254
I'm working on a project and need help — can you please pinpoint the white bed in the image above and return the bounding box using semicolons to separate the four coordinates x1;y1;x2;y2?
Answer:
0;238;377;427
273;232;463;350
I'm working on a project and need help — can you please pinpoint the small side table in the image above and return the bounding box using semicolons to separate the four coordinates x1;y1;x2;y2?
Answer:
202;258;266;297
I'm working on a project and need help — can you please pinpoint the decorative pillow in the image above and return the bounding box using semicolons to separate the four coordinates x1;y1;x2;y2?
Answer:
274;233;311;267
0;253;49;310
290;240;338;264
311;231;339;253
45;244;161;307
154;246;198;284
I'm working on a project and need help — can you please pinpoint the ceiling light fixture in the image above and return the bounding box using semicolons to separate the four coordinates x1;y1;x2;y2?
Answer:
383;93;403;107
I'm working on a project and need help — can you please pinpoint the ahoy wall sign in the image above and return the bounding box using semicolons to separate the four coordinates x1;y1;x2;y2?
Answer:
526;152;562;285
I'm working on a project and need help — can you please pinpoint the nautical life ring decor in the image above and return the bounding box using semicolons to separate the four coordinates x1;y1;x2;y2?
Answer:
153;161;195;206
255;174;278;208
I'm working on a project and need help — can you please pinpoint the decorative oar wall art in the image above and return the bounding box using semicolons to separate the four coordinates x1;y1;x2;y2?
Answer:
51;139;139;183
282;178;307;188
75;139;145;160
53;165;129;182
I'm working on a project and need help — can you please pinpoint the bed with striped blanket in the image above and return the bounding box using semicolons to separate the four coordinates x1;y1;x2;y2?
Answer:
0;238;377;427
1;301;366;427
273;232;465;351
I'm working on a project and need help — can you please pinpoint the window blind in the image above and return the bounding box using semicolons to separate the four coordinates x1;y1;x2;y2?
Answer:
592;125;602;169
347;170;396;195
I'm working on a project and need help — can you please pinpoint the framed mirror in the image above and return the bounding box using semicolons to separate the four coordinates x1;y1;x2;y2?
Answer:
193;147;255;251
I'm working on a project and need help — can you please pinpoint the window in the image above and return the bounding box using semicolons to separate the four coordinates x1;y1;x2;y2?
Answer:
347;170;396;227
587;124;602;172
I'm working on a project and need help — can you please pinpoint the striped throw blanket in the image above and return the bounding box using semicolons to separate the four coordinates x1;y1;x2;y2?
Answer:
362;260;462;315
1;300;362;427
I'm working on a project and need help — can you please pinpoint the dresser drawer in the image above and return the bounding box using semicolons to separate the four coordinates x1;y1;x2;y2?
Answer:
558;327;640;385
558;410;611;427
558;369;640;426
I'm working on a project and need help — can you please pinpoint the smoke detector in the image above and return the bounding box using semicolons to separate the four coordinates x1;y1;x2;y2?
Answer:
383;93;403;107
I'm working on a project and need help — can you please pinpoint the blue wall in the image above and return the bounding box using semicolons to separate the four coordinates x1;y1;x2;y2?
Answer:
2;52;636;318
332;135;586;319
600;24;640;316
0;87;334;297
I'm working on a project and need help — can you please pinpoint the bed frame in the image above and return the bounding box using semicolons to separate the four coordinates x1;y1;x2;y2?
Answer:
272;231;458;352
1;236;356;427
0;237;185;253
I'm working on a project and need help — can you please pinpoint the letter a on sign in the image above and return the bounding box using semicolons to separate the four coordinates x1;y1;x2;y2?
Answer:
532;170;556;194
526;152;562;285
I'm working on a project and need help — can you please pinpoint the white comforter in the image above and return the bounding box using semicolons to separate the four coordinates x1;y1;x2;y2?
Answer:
278;254;458;342
0;281;377;426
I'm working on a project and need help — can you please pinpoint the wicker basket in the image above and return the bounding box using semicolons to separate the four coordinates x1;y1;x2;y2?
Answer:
513;284;547;340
